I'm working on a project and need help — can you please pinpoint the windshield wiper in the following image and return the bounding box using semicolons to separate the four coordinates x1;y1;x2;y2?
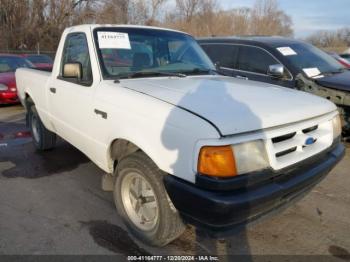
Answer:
320;68;346;77
117;71;187;80
182;68;223;76
330;68;346;74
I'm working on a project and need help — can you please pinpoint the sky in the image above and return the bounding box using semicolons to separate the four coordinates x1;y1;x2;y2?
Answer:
219;0;350;37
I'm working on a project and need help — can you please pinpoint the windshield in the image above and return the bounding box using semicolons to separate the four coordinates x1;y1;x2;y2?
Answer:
27;55;53;64
94;27;215;79
280;43;344;76
0;56;33;73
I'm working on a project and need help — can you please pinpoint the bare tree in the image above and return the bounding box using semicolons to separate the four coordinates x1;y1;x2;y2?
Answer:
175;0;200;22
164;0;293;37
250;0;293;36
0;0;31;49
0;0;295;51
0;0;100;51
306;27;350;52
165;0;219;36
195;0;219;36
128;0;167;25
95;0;129;24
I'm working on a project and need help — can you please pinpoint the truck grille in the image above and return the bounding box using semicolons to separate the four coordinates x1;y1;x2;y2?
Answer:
265;120;333;170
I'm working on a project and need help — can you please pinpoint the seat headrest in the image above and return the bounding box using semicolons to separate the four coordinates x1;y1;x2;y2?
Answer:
132;52;151;69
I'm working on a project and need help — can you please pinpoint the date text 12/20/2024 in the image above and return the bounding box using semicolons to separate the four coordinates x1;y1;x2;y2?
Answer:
127;256;219;261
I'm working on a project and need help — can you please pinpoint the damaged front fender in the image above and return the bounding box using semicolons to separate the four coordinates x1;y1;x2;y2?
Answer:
296;74;350;135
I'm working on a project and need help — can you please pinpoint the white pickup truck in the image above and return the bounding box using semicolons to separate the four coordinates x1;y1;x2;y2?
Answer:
16;24;345;246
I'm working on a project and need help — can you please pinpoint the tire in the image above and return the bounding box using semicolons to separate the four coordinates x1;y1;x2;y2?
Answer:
29;105;56;151
114;152;186;247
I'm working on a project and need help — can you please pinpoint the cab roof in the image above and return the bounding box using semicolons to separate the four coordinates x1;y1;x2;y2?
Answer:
197;36;306;48
65;24;189;36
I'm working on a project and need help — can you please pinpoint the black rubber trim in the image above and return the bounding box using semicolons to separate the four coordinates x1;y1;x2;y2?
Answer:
94;109;108;119
120;85;223;137
57;76;93;87
195;169;273;191
164;142;345;236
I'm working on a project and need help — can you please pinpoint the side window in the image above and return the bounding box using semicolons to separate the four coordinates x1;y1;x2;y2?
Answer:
201;44;238;69
61;33;93;84
237;46;278;74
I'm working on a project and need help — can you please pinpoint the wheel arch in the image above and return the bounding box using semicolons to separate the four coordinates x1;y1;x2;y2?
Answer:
107;137;162;176
24;92;35;108
24;93;35;127
109;138;140;171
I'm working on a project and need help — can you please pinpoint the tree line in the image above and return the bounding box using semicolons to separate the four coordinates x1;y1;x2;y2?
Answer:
0;0;294;52
306;28;350;53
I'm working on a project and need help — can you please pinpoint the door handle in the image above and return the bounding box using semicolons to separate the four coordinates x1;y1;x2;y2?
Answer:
236;75;248;80
94;109;107;119
49;87;56;94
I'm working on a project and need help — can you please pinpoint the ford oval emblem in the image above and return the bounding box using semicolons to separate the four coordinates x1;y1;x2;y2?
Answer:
305;137;316;146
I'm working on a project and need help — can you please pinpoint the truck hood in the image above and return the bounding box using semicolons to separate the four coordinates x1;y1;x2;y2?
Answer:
120;75;336;136
315;70;350;92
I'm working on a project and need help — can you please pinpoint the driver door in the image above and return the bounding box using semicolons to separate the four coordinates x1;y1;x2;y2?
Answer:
48;32;98;154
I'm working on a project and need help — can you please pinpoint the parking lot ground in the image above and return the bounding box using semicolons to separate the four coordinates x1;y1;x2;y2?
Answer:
0;105;350;258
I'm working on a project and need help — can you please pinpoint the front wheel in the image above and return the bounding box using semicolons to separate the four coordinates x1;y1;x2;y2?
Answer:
29;105;56;151
114;152;186;246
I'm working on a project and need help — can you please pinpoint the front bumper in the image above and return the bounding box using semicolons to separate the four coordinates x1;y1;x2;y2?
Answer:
164;142;345;236
0;92;19;104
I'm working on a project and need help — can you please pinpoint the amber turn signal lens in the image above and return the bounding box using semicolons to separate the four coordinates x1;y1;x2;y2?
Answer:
198;145;237;178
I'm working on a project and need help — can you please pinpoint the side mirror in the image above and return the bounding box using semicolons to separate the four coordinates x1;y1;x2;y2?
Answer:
268;64;284;79
214;61;221;71
63;63;82;79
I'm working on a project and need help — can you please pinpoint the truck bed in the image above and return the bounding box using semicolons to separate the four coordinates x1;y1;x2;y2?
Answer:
16;68;51;112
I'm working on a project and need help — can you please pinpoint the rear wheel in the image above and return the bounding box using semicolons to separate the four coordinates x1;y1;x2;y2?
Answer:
114;152;186;246
29;105;56;151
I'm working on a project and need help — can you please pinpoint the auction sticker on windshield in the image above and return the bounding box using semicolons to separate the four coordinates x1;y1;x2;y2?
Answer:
277;47;297;56
97;32;131;49
303;67;322;78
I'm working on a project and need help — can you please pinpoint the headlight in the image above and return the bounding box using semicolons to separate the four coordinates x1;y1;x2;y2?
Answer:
0;83;8;91
332;114;342;139
198;140;269;178
232;140;269;174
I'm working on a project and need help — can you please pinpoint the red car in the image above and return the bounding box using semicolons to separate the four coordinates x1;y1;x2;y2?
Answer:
21;54;53;71
328;52;350;68
0;54;33;104
340;53;350;64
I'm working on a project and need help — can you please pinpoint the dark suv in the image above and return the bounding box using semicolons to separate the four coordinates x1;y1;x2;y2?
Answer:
197;36;350;136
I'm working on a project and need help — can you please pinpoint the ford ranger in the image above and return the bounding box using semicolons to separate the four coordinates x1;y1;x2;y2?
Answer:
16;25;345;247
